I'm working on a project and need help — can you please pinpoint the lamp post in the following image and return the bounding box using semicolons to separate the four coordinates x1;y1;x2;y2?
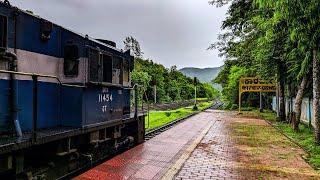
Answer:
152;78;157;104
154;85;157;104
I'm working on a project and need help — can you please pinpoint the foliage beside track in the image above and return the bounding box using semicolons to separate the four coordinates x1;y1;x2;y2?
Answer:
241;109;320;170
132;58;220;103
145;101;213;131
210;0;320;142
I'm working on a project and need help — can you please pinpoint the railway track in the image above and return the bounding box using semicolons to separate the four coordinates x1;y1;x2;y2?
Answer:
145;101;223;140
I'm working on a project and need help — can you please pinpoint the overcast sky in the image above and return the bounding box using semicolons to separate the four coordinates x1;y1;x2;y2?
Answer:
10;0;228;69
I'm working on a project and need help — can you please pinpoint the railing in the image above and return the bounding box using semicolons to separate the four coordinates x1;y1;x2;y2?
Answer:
0;70;85;143
0;70;86;88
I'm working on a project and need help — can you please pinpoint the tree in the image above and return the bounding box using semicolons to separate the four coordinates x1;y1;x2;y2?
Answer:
209;0;261;109
127;36;219;104
212;0;320;142
123;36;144;58
255;0;320;141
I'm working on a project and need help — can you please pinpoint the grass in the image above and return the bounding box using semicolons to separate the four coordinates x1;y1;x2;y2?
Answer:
241;109;320;170
232;123;288;148
231;122;295;162
145;101;213;131
196;98;209;101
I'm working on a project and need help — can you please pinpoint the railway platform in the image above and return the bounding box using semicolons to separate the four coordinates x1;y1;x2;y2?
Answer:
75;109;320;180
75;109;214;180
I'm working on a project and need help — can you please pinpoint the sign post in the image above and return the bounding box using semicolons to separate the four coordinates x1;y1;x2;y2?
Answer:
239;77;276;113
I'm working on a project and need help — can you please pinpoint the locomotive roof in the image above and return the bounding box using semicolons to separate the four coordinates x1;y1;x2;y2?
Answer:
0;1;124;53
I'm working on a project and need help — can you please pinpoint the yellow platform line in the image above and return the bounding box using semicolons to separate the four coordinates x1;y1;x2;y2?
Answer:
161;120;214;180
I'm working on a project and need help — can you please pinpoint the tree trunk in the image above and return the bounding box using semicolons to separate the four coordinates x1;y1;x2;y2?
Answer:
278;77;286;122
276;60;287;122
292;76;307;131
288;84;294;124
313;48;320;144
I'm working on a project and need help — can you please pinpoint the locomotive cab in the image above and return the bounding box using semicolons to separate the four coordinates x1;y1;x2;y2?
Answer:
59;42;134;128
0;2;145;178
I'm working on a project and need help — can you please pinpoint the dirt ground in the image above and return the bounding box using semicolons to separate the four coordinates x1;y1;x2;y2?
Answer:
175;110;320;180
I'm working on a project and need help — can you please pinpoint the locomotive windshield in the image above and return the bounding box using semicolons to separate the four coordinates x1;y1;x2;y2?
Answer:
89;48;101;82
64;44;79;77
0;15;7;70
112;56;123;85
123;59;129;85
0;15;7;48
88;48;130;86
102;54;112;83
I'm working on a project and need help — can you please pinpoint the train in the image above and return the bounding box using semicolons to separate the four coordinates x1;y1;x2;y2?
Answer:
0;1;145;179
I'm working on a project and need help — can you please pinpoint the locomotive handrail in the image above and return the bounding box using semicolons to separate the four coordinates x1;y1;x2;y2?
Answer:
123;84;142;90
0;70;86;88
0;69;85;143
89;81;128;88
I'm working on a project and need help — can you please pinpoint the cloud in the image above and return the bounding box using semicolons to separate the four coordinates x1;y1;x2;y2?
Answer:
9;0;228;68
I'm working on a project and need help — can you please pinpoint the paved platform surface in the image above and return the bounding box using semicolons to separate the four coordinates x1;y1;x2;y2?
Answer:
76;110;320;180
175;111;320;180
174;110;238;179
75;109;215;180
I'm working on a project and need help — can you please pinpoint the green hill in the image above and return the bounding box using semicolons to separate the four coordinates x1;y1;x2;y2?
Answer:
179;67;222;90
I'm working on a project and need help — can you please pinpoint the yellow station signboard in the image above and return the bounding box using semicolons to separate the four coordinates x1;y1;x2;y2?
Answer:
239;78;276;93
238;77;276;113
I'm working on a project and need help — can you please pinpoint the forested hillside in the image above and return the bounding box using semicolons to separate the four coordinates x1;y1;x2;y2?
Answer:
132;58;220;103
179;67;222;90
179;67;221;83
123;36;220;103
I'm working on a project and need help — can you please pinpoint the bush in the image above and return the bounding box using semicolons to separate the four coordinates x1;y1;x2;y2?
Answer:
230;104;239;110
193;105;199;111
165;112;171;117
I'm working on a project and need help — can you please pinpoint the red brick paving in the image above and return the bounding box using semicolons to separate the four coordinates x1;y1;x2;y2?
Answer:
75;109;214;180
175;111;320;180
76;110;320;180
175;111;239;179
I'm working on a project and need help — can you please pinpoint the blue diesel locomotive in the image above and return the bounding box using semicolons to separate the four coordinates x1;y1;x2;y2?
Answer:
0;1;145;178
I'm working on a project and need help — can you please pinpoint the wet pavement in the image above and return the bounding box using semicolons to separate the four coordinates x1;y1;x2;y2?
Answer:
174;111;320;180
75;109;215;180
75;110;320;180
174;111;239;179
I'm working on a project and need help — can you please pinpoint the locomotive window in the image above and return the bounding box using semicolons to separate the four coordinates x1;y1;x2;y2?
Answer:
0;15;7;70
0;15;7;47
102;55;112;83
89;49;102;82
112;57;123;85
63;44;79;77
123;60;129;85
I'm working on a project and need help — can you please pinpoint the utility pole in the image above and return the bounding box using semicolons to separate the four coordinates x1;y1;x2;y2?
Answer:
154;85;157;104
152;78;157;104
260;92;263;112
193;77;198;110
195;85;197;104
